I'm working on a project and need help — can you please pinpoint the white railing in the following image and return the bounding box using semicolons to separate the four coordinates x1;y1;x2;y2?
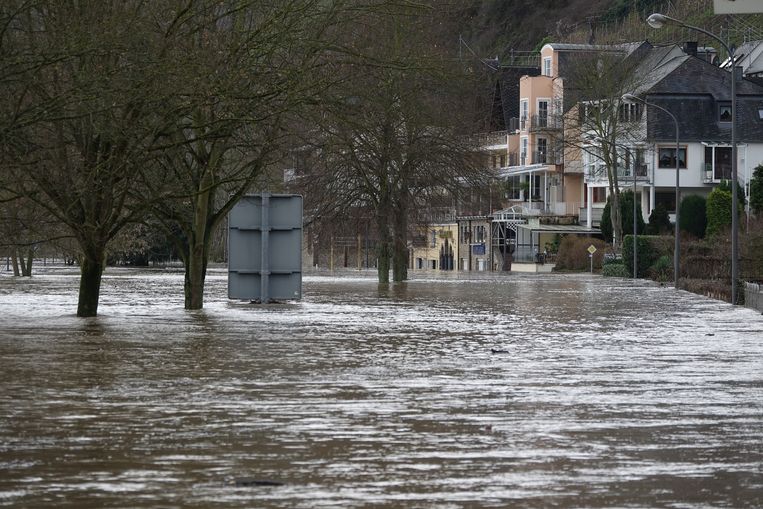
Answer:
745;282;763;313
579;207;604;224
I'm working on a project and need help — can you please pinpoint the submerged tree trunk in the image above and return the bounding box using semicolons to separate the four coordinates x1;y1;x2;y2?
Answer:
77;250;105;317
376;198;392;284
392;193;409;282
184;242;208;310
10;250;20;276
182;182;213;310
20;248;33;277
377;241;391;283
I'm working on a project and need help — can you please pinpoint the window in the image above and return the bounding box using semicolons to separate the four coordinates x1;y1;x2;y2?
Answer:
537;100;549;128
719;104;732;122
536;138;547;164
459;225;470;243
635;148;646;176
543;57;552;76
530;175;542;200
474;225;485;243
520;138;528;165
618;102;642;122
520;100;529;130
704;146;732;180
658;147;687;169
499;154;506;167
655;191;676;214
430;230;437;247
507;175;522;200
758;108;763;120
592;187;607;204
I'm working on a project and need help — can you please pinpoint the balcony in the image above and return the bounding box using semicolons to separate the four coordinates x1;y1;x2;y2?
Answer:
618;163;650;181
510;116;531;132
532;147;563;165
475;131;509;149
701;162;732;183
585;163;651;184
579;206;604;225
529;114;563;132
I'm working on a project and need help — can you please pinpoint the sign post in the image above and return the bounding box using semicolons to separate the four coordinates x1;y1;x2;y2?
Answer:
228;193;303;302
587;244;597;274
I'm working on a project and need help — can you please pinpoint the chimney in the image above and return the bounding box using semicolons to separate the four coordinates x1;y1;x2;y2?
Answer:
684;41;698;57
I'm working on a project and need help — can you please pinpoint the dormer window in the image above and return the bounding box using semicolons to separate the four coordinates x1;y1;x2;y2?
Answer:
618;102;642;122
719;104;732;122
543;57;552;76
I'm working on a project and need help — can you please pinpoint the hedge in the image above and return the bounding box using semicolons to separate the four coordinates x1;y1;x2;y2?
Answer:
622;234;675;278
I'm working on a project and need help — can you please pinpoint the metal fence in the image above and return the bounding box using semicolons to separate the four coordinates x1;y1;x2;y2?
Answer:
745;282;763;313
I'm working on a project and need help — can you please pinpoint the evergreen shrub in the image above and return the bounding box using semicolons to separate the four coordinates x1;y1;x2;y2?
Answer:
646;203;671;235
622;234;674;278
649;254;673;282
679;194;707;239
601;263;629;277
706;187;733;237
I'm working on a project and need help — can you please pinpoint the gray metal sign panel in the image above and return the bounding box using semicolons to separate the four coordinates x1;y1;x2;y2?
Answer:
714;0;763;13
228;193;302;302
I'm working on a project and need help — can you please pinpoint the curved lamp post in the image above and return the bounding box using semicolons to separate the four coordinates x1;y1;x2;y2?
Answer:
647;12;739;302
622;93;680;289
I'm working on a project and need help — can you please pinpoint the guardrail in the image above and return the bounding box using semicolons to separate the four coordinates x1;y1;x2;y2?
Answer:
745;282;763;313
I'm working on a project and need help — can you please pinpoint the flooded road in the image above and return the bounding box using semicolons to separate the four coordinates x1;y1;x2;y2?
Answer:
0;267;762;508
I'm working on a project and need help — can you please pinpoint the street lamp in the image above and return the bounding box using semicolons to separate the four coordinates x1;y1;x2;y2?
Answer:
622;93;681;289
647;12;739;303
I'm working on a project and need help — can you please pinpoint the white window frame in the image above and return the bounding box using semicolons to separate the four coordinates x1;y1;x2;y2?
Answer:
536;137;548;164
537;97;550;128
543;57;552;76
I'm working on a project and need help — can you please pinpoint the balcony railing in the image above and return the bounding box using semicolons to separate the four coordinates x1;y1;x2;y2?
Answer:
529;114;563;131
585;163;651;184
579;206;604;225
475;131;509;148
506;149;563;167
532;147;563;165
701;162;732;183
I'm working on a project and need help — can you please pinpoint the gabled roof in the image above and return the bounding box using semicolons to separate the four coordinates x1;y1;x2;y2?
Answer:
544;42;645;56
722;40;763;75
625;45;689;96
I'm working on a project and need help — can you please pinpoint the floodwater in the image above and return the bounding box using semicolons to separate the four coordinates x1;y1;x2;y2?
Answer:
0;267;762;508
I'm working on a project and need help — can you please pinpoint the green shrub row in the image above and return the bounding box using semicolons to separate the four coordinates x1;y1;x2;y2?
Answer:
622;234;675;278
601;263;629;277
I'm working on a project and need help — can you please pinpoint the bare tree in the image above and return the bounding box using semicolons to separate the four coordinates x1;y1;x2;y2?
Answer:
0;1;175;316
138;0;352;309
563;45;660;249
297;1;485;283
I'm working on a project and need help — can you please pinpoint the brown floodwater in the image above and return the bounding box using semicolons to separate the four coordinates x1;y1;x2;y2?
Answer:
0;267;761;508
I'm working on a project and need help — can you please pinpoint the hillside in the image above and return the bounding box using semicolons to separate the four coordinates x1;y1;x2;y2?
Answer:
455;0;665;55
455;0;763;61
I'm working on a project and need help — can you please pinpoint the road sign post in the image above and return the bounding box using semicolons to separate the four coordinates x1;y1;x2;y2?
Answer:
587;244;597;274
228;193;303;303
